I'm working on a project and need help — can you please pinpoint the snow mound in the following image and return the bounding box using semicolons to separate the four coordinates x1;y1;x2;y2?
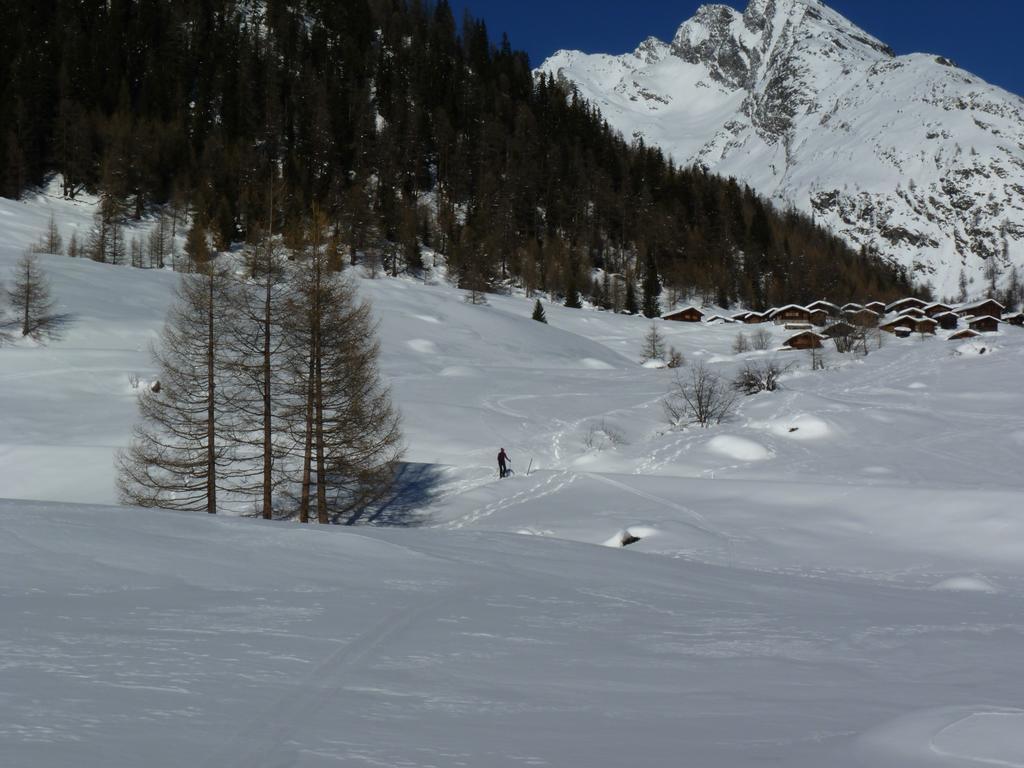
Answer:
407;339;438;354
641;359;667;369
439;366;478;377
413;314;441;324
931;712;1024;764
602;525;659;548
907;382;928;389
581;358;616;370
762;414;831;440
956;341;995;357
930;577;1000;594
706;435;771;462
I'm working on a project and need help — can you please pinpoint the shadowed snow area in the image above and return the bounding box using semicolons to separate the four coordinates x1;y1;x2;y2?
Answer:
2;189;1024;766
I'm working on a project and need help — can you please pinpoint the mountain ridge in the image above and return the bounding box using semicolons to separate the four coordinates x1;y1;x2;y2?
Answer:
540;0;1024;301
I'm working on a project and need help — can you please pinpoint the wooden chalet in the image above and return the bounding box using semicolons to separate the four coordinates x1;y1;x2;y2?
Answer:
864;301;888;315
806;300;840;316
912;317;938;334
783;331;825;350
880;315;918;334
663;306;704;323
741;311;769;324
935;311;959;330
771;305;811;325
823;321;857;338
1004;312;1024;327
705;315;736;324
885;297;928;315
731;311;752;322
957;298;1005;319
948;329;980;341
844;307;879;327
968;315;1001;333
841;302;865;314
923;302;953;317
901;306;927;318
808;308;830;326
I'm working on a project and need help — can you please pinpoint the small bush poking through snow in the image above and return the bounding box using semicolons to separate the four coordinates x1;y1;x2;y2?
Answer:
733;360;794;396
664;363;739;429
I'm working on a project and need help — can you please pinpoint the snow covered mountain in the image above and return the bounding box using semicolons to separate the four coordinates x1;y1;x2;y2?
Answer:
540;0;1024;298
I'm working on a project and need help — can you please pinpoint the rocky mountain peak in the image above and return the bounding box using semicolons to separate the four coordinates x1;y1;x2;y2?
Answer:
540;0;1024;298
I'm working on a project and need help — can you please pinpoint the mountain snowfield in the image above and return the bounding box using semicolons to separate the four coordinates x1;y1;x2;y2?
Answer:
540;0;1024;299
3;191;1024;766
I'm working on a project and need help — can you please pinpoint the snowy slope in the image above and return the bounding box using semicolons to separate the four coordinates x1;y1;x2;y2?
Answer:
3;192;1024;765
540;0;1024;298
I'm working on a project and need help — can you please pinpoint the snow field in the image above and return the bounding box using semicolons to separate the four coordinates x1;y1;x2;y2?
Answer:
2;190;1024;765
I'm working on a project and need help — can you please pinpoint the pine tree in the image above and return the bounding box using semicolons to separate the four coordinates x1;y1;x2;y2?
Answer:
641;253;661;318
7;251;62;342
532;298;547;324
563;279;582;309
117;264;241;513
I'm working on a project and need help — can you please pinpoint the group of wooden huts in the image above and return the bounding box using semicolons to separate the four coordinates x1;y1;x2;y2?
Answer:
662;297;1024;351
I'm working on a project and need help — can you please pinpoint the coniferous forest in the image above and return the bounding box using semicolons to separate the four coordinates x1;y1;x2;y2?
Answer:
0;0;915;308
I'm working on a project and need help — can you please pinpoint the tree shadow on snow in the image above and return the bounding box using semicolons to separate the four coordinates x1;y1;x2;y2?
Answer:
344;462;444;528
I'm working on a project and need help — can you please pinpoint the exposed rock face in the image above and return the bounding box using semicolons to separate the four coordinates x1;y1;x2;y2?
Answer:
540;0;1024;297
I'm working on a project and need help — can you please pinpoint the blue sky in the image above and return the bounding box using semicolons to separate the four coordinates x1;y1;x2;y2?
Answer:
448;0;1023;97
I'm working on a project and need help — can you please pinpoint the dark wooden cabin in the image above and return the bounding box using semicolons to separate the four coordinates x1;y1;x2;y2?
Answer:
886;297;928;315
663;306;704;323
844;308;879;327
923;302;953;317
783;331;825;350
968;316;1001;333
957;299;1005;319
808;309;830;326
771;305;811;325
935;312;959;330
948;329;980;341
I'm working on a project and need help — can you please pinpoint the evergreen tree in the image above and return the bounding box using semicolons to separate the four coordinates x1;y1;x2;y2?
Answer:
531;298;547;324
641;253;662;318
563;279;582;309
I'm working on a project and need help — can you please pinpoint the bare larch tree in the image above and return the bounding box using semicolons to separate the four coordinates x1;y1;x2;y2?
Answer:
117;263;242;512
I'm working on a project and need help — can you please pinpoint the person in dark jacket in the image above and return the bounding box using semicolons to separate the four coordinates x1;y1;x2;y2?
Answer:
497;448;510;478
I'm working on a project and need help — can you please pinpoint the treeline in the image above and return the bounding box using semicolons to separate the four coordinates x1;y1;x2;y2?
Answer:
0;0;915;308
117;215;403;522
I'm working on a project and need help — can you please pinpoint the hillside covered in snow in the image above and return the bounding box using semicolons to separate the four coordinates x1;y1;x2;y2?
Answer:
540;0;1024;300
3;186;1024;765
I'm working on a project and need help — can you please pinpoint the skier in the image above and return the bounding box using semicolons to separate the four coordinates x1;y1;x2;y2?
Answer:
497;448;510;478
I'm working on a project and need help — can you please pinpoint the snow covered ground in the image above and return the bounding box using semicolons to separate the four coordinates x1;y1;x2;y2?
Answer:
2;190;1024;766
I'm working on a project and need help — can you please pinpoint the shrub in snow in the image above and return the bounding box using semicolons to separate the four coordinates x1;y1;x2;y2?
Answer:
733;360;794;396
666;347;684;369
664;363;738;429
750;328;772;351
